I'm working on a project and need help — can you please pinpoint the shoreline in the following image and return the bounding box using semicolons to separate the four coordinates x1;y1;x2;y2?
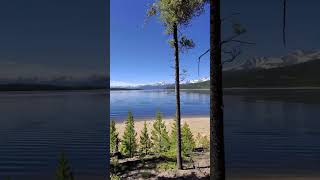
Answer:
112;87;320;91
115;116;210;138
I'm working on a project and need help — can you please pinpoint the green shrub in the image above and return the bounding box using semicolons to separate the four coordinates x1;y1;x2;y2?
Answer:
200;135;209;149
110;174;121;180
110;157;120;174
196;133;209;150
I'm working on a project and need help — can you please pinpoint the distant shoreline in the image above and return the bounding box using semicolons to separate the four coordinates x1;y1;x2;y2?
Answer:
110;88;142;91
115;116;210;138
0;84;107;92
112;87;320;91
4;86;320;92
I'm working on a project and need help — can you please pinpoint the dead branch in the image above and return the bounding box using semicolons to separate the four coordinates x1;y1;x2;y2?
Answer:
283;0;287;47
197;49;210;76
228;40;255;45
222;48;241;65
221;12;240;22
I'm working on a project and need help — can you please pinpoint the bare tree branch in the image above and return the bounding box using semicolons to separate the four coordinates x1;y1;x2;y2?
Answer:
197;22;254;76
221;12;240;22
220;34;255;46
222;48;241;65
283;0;287;47
180;69;188;82
229;40;255;45
197;49;210;76
220;34;239;45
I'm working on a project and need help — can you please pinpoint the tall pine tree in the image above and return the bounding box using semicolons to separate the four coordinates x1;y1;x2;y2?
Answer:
140;121;152;155
110;120;119;154
147;0;205;169
151;112;170;153
120;112;137;158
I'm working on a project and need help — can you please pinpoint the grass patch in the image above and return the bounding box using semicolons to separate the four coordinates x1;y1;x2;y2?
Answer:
140;171;154;179
156;161;176;171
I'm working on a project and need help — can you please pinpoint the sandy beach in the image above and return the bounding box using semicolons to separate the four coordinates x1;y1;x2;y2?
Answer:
115;116;210;138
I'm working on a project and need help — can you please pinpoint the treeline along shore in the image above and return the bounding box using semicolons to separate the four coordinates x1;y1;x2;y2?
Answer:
0;84;107;91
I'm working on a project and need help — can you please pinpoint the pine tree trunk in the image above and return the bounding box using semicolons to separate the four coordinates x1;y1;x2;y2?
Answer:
115;138;119;153
210;0;225;179
173;23;183;170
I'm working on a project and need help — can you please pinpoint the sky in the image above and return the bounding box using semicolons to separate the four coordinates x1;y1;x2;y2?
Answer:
0;0;108;81
111;0;320;86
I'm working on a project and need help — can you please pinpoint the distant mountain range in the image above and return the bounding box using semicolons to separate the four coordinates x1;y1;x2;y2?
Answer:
110;78;212;90
0;75;108;91
112;50;320;89
179;58;320;89
176;49;320;89
183;77;210;84
223;50;320;71
111;81;172;89
13;49;316;91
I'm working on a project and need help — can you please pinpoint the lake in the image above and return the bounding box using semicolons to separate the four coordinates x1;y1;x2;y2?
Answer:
111;89;320;177
1;89;320;178
0;90;108;179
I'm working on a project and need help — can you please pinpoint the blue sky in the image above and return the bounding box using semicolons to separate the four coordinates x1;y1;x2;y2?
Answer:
111;0;320;86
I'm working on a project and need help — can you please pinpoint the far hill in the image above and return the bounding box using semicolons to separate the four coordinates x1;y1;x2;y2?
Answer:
0;84;107;91
0;75;108;91
175;59;320;89
110;87;142;91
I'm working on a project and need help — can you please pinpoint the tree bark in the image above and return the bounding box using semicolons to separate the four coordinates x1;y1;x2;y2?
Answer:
173;23;183;170
210;0;225;179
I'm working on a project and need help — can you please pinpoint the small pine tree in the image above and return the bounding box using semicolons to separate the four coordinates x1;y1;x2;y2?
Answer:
196;133;202;148
110;157;120;174
110;120;120;154
182;122;196;155
200;135;210;150
120;112;137;158
55;152;74;180
140;121;152;155
169;120;177;151
151;112;170;153
196;133;209;149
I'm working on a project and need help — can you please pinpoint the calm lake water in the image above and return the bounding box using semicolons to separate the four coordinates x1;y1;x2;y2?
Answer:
0;90;108;179
1;89;320;178
111;89;320;177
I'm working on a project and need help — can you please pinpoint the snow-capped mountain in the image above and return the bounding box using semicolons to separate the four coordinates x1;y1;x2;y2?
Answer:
149;81;170;86
223;50;320;71
110;81;143;88
111;80;173;89
111;78;211;89
183;77;209;84
137;81;173;89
